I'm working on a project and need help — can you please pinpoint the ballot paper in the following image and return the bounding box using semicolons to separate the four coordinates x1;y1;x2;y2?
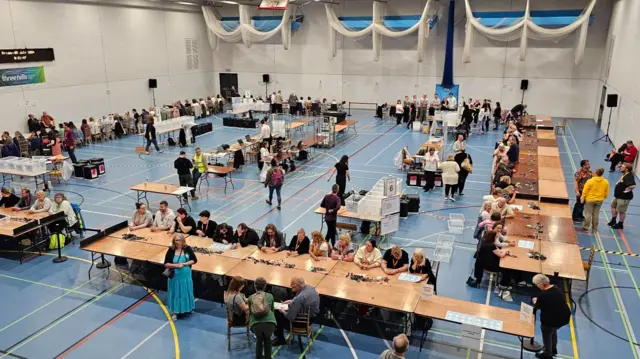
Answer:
171;186;193;195
518;240;535;250
445;311;503;331
274;302;289;311
510;204;523;211
398;273;422;283
210;243;232;251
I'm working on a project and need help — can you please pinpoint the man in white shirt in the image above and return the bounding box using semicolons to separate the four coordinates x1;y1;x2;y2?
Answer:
258;119;271;143
446;93;457;110
150;200;175;232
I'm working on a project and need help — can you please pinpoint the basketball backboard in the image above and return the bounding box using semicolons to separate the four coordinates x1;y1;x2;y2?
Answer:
258;0;288;10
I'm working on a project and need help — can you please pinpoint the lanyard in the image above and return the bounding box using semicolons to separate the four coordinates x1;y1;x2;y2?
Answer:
392;258;399;268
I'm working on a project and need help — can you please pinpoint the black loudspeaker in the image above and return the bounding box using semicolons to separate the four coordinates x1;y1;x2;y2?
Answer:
520;79;529;90
263;74;270;83
148;79;157;89
607;94;618;108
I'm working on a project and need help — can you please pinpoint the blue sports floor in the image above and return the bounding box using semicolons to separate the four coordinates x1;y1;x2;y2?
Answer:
0;111;639;359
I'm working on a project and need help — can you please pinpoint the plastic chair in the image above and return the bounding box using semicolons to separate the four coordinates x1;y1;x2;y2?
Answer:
583;245;596;289
555;118;567;135
225;307;250;351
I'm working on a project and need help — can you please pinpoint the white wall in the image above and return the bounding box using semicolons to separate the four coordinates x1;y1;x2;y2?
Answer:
597;0;640;158
0;0;214;133
212;0;610;118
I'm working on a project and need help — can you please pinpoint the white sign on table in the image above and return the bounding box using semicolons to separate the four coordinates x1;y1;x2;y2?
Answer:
384;177;397;196
210;243;232;251
511;204;523;211
421;284;435;300
520;302;534;323
518;240;535;250
397;273;422;283
171;187;193;195
381;195;400;216
460;324;482;351
380;213;400;235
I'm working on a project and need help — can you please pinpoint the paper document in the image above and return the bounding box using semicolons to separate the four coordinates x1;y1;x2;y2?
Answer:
274;302;289;311
171;187;193;195
210;243;232;251
398;273;422;283
446;311;503;331
510;204;523;211
518;240;535;250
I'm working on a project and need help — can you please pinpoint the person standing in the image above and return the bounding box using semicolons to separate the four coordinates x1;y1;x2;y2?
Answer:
192;147;206;194
394;100;404;126
609;163;636;230
249;277;277;359
402;96;410;127
327;155;350;202
454;148;473;196
440;154;460;202
532;274;571;359
379;333;409;359
580;168;609;232
572;160;593;223
422;147;439;192
288;92;298;115
320;184;341;247
144;118;162;154
493;102;502;130
164;234;197;321
265;159;284;210
174;151;198;200
62;123;78;163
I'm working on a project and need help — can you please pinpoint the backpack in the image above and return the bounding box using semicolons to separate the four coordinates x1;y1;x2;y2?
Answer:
271;168;283;187
461;154;473;173
167;137;176;146
178;129;187;147
250;292;270;318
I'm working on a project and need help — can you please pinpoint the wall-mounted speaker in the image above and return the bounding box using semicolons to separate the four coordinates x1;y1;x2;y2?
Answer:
263;74;270;83
148;79;157;89
520;79;529;90
607;94;618;108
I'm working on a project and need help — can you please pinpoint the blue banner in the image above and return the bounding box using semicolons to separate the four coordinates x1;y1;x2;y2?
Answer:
0;66;45;87
435;84;459;105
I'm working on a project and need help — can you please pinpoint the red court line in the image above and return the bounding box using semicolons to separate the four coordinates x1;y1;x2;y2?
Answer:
616;229;634;254
54;291;154;358
249;125;399;226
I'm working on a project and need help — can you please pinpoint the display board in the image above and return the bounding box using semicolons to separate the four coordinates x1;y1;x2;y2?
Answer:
380;213;400;235
381;195;400;216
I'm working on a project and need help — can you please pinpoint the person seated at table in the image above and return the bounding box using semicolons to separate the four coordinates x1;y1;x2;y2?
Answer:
0;188;19;208
381;245;409;275
493;158;512;184
286;228;310;256
12;189;34;212
309;230;329;261
479;201;493;222
295;140;308;161
195;210;217;238
129;203;153;231
258;223;285;253
467;230;516;301
273;276;320;346
331;233;355;262
609;140;637;172
233;223;259;248
494;175;512;190
29;191;52;213
491;222;514;248
475;212;503;240
151;201;175;232
409;248;436;286
354;239;382;270
506;136;519;166
168;208;197;235
502;185;517;204
214;222;234;244
49;192;78;231
401;146;413;169
224;276;249;326
492;198;514;218
482;189;503;209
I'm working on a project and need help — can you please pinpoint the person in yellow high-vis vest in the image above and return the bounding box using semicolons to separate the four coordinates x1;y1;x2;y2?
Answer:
192;147;205;200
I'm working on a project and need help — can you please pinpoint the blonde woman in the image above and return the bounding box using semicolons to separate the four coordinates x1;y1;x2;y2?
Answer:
309;230;329;261
440;154;460;201
409;249;436;285
163;234;197;321
331;233;355;262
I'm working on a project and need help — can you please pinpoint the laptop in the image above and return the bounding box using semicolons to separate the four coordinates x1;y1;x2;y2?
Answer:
237;139;244;146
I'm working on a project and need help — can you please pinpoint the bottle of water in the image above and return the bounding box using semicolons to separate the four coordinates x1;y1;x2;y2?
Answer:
145;177;148;187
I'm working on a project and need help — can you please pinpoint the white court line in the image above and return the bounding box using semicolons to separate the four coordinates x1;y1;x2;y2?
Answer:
331;315;359;359
81;210;129;219
365;129;411;165
282;198;323;232
477;274;493;359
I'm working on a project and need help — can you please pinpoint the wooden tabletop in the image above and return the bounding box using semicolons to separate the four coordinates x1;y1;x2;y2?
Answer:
130;183;190;195
147;250;242;276
83;237;167;262
216;245;258;260
315;207;382;222
537;167;565;182
518;154;538;166
414;296;535;338
541;242;586;280
538;202;572;218
249;250;338;274
537;156;562;168
316;276;422;312
0;207;51;221
300;135;327;147
500;238;542;273
110;227;180;247
538;146;560;157
206;165;235;175
537;138;558;147
0;218;36;237
335;119;357;132
328;261;424;292
536;129;556;140
225;260;326;288
538;179;569;201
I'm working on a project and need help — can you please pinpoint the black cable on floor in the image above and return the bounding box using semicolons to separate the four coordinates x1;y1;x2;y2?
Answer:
578;286;640;346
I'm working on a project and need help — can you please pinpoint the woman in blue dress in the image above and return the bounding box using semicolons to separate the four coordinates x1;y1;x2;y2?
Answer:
164;234;197;321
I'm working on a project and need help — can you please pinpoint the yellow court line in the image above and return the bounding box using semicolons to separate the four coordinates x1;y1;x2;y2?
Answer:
0;250;180;359
0;275;102;334
564;282;580;359
0;273;97;298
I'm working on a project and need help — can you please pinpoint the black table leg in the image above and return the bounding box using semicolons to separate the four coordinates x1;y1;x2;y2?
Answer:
96;254;111;269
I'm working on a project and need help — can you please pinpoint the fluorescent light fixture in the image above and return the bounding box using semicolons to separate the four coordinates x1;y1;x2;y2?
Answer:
219;0;239;4
176;1;199;4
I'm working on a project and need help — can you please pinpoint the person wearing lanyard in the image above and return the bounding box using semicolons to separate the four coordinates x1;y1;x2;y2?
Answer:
320;184;341;247
286;228;310;256
195;210;217;238
422;147;440;192
192;147;206;193
258;223;285;253
381;246;409;275
128;203;152;231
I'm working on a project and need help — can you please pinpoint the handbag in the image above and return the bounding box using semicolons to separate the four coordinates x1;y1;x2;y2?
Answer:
162;251;183;279
461;154;473;173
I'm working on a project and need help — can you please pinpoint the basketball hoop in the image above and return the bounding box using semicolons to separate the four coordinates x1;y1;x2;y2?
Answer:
258;0;288;10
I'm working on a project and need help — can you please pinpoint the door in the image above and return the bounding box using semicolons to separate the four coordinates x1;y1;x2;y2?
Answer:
219;73;238;100
597;85;607;127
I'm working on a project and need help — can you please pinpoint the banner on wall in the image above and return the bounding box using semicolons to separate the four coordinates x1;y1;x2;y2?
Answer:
0;66;46;87
435;84;459;105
